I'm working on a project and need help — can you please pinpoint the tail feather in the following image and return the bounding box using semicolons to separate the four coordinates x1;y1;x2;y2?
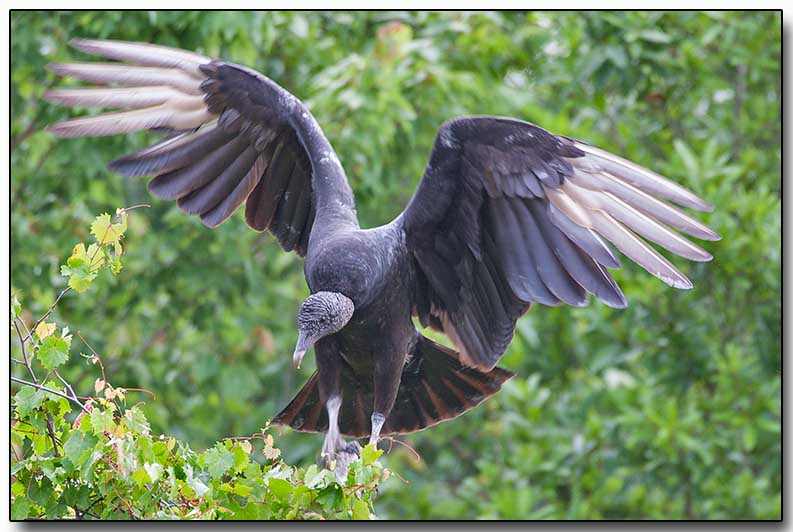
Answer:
381;336;513;435
271;335;513;438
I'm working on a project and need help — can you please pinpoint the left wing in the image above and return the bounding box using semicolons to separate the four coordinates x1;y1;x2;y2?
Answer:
401;116;720;371
44;39;359;255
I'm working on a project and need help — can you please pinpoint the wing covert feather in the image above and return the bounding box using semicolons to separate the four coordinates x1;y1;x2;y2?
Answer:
45;38;357;256
402;116;718;370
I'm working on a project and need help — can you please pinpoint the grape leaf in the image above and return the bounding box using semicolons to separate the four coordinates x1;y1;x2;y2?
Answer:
90;212;127;245
37;335;71;370
14;386;45;417
35;322;56;340
204;445;235;479
63;430;98;469
352;497;371;520
268;478;293;501
361;443;383;465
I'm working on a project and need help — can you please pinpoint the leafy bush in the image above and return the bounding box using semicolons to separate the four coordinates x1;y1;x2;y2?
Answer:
11;11;780;520
11;211;387;520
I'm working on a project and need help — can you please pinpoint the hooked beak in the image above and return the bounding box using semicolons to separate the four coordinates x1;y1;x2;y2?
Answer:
293;332;311;369
293;348;306;369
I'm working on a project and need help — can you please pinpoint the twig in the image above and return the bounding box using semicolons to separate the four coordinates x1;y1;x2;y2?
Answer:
77;331;107;384
123;388;157;400
10;120;40;153
112;484;137;519
381;436;422;463
12;319;63;455
13;320;38;383
54;370;88;411
11;377;90;414
118;203;151;215
22;287;72;344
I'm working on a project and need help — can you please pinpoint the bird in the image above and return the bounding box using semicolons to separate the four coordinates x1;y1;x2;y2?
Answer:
43;38;719;474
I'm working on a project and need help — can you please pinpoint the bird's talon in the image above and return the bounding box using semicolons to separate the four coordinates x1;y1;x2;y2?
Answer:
344;440;362;455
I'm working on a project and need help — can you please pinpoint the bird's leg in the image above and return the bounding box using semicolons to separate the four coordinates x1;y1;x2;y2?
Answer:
369;412;386;446
315;344;360;481
322;395;342;456
321;395;360;456
321;395;360;482
370;353;404;448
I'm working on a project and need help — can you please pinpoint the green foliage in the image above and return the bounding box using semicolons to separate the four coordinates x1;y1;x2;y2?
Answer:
12;395;386;519
11;11;780;519
11;212;386;520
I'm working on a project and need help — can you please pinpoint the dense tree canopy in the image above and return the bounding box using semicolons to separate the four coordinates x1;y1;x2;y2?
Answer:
11;11;780;519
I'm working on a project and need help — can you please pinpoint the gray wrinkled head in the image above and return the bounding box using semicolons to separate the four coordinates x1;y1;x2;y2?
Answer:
293;291;355;368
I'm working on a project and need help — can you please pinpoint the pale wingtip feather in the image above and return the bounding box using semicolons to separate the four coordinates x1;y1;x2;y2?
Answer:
602;292;628;309
46;62;69;76
45;121;93;138
68;38;91;50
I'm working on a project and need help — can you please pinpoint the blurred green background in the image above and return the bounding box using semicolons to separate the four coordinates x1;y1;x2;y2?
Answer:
11;11;780;519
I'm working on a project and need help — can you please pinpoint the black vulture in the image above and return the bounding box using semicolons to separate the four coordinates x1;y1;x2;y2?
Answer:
43;39;719;473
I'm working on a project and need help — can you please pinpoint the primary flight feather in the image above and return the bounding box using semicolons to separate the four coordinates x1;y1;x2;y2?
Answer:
44;38;719;476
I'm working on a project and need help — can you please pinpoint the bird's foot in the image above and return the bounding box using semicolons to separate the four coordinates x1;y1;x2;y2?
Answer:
322;438;361;483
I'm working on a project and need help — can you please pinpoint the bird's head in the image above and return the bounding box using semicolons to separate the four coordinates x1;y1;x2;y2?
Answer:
293;291;355;369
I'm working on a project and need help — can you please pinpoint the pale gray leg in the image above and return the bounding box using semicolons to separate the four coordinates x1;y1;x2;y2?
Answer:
369;412;386;446
322;396;342;457
321;395;361;482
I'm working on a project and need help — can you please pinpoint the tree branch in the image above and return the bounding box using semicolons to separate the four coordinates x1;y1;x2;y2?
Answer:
22;287;72;345
11;377;91;415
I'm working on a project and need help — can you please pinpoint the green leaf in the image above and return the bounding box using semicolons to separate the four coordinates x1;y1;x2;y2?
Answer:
36;334;71;370
45;496;68;519
28;478;52;506
268;477;293;501
229;482;253;497
185;464;210;497
131;467;150;489
124;407;151;435
63;430;98;469
60;242;100;292
14;386;45;418
304;464;330;489
89;409;115;434
352;497;371;520
204;445;235;479
743;426;757;451
12;497;30;520
639;29;673;43
231;443;250;472
316;484;343;512
90;212;127;245
11;294;22;319
361;443;383;465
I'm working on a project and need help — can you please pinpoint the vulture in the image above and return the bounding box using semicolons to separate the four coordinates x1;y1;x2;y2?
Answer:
44;39;719;473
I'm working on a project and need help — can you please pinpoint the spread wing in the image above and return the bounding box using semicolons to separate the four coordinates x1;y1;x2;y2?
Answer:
402;116;720;371
44;39;358;256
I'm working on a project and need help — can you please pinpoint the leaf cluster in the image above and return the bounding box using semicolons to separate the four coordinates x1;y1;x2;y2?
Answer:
11;211;387;520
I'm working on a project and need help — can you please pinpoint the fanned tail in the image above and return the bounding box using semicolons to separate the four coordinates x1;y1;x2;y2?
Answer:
271;335;513;438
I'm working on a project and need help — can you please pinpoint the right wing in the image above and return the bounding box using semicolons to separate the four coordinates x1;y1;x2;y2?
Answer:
401;116;720;371
45;38;358;256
